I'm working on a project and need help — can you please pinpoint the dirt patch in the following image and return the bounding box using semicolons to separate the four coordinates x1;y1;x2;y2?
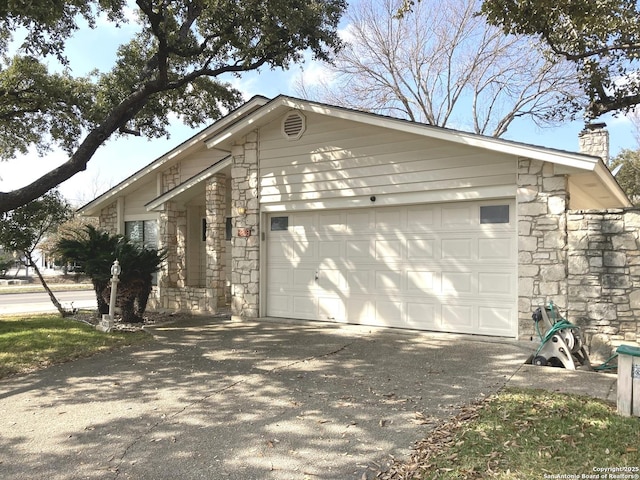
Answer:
71;310;230;332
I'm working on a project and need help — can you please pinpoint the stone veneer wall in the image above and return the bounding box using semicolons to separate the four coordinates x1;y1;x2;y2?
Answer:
99;201;118;234
230;132;260;319
517;158;569;340
567;209;640;358
206;173;227;308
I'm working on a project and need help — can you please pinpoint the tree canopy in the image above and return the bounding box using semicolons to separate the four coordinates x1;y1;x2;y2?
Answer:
480;0;640;119
0;0;346;213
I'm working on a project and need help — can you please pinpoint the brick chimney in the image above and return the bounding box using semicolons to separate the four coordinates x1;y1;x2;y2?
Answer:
578;122;609;164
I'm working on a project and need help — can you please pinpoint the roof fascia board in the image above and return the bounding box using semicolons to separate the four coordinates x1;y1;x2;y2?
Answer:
145;156;232;211
205;96;599;172
78;96;269;216
593;160;632;207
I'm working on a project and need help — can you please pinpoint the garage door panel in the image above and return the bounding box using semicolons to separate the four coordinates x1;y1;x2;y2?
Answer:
407;238;436;259
442;304;474;330
375;240;402;259
442;272;473;294
406;302;437;329
478;237;513;261
406;270;436;293
346;240;370;259
319;240;342;259
269;267;292;289
405;205;436;229
375;209;404;230
375;299;403;326
478;306;513;334
347;297;373;323
266;200;516;337
442;205;473;226
442;238;472;260
478;272;514;295
293;295;317;318
318;269;347;290
375;270;402;291
269;238;296;260
293;268;316;288
346;211;370;230
268;295;292;317
292;212;316;230
319;296;345;321
347;271;371;292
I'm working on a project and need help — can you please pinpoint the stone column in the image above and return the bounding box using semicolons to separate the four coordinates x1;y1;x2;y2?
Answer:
157;165;186;309
517;158;569;339
230;132;260;319
206;173;227;309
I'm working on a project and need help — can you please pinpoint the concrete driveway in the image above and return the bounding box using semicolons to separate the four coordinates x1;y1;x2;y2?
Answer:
0;317;528;480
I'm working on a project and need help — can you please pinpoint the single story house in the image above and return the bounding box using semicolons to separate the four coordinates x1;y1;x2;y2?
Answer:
79;95;639;349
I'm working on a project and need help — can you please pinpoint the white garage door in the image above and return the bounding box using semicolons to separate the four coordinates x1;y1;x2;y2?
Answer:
266;201;517;337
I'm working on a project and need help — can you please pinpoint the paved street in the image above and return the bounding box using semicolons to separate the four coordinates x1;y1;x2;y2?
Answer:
0;290;97;315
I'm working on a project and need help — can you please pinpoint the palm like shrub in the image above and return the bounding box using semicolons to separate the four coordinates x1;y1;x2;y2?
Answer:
57;226;165;322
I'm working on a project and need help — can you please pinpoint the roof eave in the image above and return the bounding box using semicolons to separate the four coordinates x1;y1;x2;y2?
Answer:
593;160;632;207
77;95;270;216
205;96;600;171
145;156;232;211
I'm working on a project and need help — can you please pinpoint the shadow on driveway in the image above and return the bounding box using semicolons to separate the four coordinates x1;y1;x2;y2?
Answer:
0;317;528;479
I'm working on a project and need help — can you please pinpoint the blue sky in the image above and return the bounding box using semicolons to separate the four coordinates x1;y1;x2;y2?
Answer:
0;6;637;207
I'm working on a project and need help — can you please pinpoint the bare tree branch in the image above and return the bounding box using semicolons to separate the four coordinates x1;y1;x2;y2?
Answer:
297;0;582;137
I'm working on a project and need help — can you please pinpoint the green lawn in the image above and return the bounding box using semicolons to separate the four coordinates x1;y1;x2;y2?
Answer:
383;388;640;479
0;314;151;378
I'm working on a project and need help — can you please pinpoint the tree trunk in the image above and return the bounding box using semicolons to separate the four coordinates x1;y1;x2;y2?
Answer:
26;252;69;317
93;279;110;314
135;278;153;318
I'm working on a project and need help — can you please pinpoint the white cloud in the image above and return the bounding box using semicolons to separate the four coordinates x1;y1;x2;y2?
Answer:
296;61;335;88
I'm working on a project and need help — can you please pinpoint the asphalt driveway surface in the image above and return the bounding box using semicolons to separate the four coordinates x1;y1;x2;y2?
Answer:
0;317;528;479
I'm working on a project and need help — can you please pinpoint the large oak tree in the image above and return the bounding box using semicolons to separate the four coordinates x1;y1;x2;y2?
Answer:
480;0;640;119
0;0;345;213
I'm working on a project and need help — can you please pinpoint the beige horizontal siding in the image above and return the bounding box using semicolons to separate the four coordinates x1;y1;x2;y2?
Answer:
259;112;516;206
181;149;229;183
124;178;157;217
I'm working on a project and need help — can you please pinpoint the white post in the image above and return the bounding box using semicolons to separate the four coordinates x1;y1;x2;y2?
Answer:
108;259;121;320
97;259;121;333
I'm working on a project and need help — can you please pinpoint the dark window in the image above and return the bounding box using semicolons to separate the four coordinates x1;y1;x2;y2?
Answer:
226;218;232;241
124;220;159;285
271;216;289;231
480;205;509;224
202;218;207;242
125;220;158;248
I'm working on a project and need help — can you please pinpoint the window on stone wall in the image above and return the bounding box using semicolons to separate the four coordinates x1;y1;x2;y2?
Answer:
125;220;159;286
125;220;159;248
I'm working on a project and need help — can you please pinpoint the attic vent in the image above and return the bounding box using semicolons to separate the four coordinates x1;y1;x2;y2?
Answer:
282;111;306;140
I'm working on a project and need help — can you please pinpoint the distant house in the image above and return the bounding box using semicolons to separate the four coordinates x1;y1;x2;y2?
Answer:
79;95;638;350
